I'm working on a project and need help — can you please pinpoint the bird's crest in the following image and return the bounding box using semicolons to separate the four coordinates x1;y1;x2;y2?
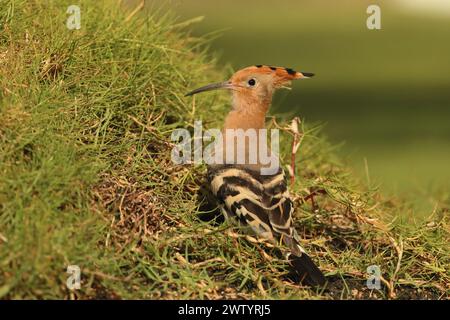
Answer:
229;65;314;90
252;65;314;80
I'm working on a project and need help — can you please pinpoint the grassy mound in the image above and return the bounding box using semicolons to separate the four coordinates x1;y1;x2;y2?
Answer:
0;0;448;299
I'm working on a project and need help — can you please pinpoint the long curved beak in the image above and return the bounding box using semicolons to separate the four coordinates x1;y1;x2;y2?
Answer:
185;81;232;96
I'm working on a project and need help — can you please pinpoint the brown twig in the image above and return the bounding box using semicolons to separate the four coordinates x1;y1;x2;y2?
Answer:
302;188;327;211
386;235;404;299
289;117;301;186
270;117;302;187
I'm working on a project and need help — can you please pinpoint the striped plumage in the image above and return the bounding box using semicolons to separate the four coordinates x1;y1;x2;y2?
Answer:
186;64;326;286
208;165;291;242
208;164;326;286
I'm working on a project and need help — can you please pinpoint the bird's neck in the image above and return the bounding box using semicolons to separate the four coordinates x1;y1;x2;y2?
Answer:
219;98;276;172
223;99;270;130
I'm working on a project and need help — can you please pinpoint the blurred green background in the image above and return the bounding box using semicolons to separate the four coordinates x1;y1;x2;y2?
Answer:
145;0;450;210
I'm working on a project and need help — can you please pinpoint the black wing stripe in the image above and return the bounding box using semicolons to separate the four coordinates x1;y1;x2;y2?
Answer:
239;199;271;226
209;165;307;253
208;164;325;285
222;176;263;196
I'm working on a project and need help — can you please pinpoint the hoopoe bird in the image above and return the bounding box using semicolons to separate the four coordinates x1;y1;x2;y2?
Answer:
186;65;326;286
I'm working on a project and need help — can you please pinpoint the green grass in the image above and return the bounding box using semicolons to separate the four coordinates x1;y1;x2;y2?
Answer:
0;0;448;299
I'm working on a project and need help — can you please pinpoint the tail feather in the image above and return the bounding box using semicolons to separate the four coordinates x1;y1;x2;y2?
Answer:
289;253;326;287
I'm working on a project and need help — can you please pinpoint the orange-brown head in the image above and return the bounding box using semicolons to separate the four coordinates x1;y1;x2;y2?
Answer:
186;65;314;130
186;65;313;110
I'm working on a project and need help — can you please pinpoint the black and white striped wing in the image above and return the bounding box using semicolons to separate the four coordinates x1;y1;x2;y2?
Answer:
208;166;274;240
207;164;326;286
208;165;299;250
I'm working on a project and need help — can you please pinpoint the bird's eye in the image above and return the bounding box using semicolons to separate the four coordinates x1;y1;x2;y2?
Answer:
247;78;256;87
